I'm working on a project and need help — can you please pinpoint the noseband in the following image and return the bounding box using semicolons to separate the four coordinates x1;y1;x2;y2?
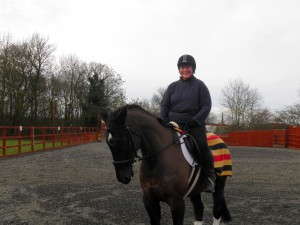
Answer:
112;126;177;166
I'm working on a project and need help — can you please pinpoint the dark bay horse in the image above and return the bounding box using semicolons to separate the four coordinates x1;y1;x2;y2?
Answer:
104;104;231;225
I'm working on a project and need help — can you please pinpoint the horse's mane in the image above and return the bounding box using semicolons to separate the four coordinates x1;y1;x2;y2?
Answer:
127;104;157;119
108;104;169;127
109;104;157;121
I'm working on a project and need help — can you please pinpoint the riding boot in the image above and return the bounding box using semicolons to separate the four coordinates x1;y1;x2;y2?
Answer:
202;150;216;193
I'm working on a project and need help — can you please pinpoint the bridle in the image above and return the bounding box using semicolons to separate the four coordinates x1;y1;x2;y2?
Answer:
110;126;141;165
110;126;178;166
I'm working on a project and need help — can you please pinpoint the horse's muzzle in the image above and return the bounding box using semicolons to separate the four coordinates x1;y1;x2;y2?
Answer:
118;176;132;184
116;168;134;184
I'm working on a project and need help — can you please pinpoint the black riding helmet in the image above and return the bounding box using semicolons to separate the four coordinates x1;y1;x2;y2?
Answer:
177;54;196;72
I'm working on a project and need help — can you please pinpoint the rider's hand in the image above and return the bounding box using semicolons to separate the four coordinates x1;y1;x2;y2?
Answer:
184;119;198;133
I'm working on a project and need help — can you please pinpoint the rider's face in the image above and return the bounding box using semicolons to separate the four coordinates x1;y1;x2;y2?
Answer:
179;65;193;80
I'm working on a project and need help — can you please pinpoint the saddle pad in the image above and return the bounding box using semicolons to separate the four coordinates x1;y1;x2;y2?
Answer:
207;133;233;176
178;132;233;176
178;134;198;167
179;132;233;197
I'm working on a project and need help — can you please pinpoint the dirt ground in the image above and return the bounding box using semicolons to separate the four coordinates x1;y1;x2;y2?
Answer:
0;142;299;225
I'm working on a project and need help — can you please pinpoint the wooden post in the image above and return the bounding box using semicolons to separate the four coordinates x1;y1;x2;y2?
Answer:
30;127;34;152
2;128;6;156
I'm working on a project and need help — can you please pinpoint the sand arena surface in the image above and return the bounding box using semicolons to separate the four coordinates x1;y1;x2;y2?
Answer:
0;142;299;225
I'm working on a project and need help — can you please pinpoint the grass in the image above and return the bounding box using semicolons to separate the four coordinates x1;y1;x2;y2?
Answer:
0;139;69;157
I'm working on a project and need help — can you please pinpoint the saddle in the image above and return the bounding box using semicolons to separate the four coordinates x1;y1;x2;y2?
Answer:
167;121;198;161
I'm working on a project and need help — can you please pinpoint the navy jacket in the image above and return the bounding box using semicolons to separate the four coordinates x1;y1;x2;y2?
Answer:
160;75;211;125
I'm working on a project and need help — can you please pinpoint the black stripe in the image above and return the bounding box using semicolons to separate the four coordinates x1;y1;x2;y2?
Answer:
209;143;227;150
214;168;223;173
214;165;232;171
223;165;233;171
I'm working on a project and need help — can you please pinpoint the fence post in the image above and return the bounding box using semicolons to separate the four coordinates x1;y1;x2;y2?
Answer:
68;127;71;144
285;125;289;148
43;128;46;150
2;128;6;156
98;120;105;142
30;127;34;152
18;127;22;154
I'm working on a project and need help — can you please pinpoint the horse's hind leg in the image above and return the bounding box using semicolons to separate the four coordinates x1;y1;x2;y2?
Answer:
213;176;232;224
143;194;161;225
190;194;204;224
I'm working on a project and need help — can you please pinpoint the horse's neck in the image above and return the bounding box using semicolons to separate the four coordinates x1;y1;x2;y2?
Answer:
128;111;172;154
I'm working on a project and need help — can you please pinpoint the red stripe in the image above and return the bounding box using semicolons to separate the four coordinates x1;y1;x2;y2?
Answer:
207;134;219;140
213;154;231;162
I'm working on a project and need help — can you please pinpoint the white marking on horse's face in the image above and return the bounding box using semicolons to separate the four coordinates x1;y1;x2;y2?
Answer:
107;132;113;144
107;133;112;142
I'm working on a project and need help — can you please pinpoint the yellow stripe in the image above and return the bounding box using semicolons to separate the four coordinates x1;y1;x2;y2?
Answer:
207;138;223;146
217;171;233;176
211;148;230;156
214;160;232;168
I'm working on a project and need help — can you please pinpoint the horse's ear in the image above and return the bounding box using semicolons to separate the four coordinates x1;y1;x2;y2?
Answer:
116;106;127;125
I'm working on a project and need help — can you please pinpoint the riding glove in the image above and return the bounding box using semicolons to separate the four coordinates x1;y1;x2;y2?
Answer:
184;119;198;133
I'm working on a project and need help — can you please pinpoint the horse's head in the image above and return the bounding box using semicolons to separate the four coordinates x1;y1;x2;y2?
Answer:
105;105;140;184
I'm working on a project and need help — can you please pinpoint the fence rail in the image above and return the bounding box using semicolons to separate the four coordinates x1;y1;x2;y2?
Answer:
219;126;300;150
0;125;104;158
1;123;299;159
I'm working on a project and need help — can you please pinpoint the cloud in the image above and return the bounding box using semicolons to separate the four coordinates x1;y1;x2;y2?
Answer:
0;0;299;110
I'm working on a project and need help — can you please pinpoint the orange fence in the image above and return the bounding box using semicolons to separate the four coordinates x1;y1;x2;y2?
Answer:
287;126;300;149
0;125;105;158
220;126;300;150
1;123;299;159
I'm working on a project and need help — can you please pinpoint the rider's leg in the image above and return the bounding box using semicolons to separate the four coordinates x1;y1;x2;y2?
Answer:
190;124;216;193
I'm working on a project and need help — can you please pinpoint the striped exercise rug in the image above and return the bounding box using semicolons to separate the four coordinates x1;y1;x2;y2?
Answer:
207;133;233;176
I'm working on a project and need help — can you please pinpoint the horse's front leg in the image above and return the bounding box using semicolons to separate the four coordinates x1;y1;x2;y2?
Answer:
169;195;185;225
190;194;204;225
143;193;161;225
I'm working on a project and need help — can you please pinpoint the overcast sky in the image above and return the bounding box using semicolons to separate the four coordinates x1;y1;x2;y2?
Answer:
1;0;299;112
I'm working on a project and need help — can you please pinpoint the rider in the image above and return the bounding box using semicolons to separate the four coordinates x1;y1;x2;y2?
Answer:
160;54;216;193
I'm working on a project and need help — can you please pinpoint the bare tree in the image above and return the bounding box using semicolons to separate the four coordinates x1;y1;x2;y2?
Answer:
0;38;33;125
274;104;300;125
58;55;88;126
0;34;12;124
128;98;151;111
206;112;218;124
25;34;55;121
97;64;126;111
219;78;263;130
150;87;166;116
0;33;127;126
127;87;166;117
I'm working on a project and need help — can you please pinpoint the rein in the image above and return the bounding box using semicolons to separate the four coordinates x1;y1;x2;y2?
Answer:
113;126;178;165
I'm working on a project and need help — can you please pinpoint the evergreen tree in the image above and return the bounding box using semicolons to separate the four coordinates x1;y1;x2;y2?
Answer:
83;72;106;127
